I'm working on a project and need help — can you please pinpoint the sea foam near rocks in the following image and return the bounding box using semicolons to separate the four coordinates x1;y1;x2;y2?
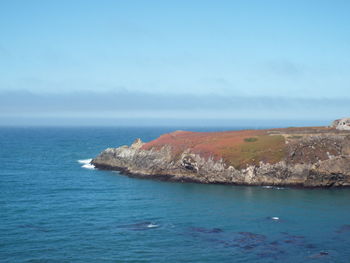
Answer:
78;159;95;169
262;186;285;190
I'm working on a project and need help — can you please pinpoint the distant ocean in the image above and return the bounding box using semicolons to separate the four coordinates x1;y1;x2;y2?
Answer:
1;127;350;262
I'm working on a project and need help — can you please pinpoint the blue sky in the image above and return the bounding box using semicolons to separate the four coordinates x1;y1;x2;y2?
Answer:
0;0;349;125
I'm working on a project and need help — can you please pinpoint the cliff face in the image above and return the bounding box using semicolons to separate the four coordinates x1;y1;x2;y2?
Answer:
332;117;350;130
92;123;350;187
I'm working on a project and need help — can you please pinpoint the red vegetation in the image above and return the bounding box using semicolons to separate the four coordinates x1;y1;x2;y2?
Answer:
141;129;287;168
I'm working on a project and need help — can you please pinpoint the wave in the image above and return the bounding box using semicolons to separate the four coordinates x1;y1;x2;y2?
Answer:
262;186;285;190
78;159;92;164
117;221;159;231
78;159;95;169
147;223;159;228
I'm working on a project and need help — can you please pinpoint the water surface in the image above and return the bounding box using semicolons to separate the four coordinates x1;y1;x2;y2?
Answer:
1;127;349;262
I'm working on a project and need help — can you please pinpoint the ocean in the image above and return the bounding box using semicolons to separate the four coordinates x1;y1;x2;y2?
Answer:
1;127;350;262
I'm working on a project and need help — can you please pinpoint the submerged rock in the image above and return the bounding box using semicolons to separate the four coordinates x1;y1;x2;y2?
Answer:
335;224;350;234
92;119;350;187
309;251;329;259
189;227;223;234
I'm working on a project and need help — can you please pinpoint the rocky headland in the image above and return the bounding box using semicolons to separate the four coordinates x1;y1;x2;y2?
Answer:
92;118;350;187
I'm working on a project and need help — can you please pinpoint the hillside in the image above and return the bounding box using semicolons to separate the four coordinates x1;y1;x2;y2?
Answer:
92;120;350;187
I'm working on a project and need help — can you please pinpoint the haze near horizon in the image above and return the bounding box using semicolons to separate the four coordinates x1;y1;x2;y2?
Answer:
0;0;349;126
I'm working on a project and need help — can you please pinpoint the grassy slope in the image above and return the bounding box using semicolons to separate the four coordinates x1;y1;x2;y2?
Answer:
141;129;287;169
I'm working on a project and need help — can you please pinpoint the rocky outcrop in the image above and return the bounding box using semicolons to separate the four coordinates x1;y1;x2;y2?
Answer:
92;120;350;187
332;118;350;130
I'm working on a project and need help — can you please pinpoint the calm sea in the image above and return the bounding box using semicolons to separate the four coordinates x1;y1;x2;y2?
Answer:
1;127;350;263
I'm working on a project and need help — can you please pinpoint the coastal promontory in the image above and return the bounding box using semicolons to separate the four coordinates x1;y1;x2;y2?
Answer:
92;119;350;187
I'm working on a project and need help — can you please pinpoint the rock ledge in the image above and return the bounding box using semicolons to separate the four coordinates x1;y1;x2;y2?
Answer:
92;120;350;187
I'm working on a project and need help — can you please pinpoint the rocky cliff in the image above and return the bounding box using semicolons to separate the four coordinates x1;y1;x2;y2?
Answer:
92;121;350;187
332;117;350;131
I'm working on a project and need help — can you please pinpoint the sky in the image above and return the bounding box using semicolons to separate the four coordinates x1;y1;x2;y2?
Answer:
0;0;349;126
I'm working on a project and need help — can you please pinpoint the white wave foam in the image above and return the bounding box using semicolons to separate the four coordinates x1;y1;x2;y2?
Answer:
78;159;95;169
78;159;92;164
262;186;285;190
271;217;280;220
147;224;158;228
82;163;95;169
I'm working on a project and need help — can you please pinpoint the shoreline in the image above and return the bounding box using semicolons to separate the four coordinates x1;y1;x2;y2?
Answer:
92;162;350;189
92;120;350;189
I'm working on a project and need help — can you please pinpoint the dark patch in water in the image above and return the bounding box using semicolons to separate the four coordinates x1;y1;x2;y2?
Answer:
270;241;279;246
228;232;268;251
335;224;350;234
237;232;267;242
257;252;281;260
242;244;259;250
189;227;223;234
19;224;50;232
279;232;321;253
280;232;306;245
256;241;286;260
305;243;317;249
290;235;305;239
280;232;304;239
309;251;329;259
187;229;270;252
187;227;325;260
187;229;296;260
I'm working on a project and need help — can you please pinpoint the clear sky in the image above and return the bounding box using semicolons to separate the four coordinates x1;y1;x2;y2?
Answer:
0;0;349;125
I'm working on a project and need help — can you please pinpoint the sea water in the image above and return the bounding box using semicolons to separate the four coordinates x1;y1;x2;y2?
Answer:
1;127;350;262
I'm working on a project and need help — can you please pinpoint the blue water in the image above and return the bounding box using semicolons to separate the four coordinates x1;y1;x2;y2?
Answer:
1;127;350;263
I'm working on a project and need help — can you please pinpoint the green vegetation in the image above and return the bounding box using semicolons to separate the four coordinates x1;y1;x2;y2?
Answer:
244;137;258;142
220;135;286;169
